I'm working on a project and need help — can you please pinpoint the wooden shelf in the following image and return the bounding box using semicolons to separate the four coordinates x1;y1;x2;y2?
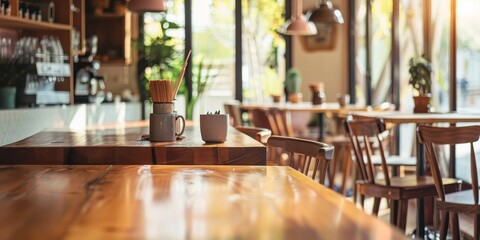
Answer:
87;13;126;19
0;15;71;31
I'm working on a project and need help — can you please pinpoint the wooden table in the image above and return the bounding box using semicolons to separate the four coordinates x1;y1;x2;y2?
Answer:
241;102;365;140
350;111;480;238
0;122;266;165
0;165;407;240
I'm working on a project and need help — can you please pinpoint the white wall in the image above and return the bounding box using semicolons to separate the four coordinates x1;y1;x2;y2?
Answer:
295;0;349;103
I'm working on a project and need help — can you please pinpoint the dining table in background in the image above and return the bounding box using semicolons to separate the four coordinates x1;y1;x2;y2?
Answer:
241;101;365;140
0;121;266;166
0;165;407;240
349;110;480;239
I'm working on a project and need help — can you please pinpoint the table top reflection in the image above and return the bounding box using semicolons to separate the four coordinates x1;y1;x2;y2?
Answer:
0;165;406;240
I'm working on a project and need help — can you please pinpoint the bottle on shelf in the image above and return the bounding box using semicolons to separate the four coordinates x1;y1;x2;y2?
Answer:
1;0;11;16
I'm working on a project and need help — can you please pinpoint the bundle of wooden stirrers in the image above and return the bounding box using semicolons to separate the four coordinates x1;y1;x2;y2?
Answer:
149;50;192;103
149;80;174;103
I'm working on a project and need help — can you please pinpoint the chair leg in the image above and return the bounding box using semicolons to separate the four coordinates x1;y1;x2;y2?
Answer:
474;214;480;240
450;212;460;240
328;150;338;189
390;200;399;226
372;197;381;216
340;150;351;195
396;199;408;231
391;165;399;177
360;194;365;210
439;210;449;240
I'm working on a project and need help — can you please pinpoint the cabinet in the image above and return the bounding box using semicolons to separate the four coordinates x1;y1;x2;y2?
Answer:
86;11;132;64
83;0;139;99
0;0;85;105
85;0;134;65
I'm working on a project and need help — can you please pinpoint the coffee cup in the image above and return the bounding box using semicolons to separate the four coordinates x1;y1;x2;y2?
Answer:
149;103;185;142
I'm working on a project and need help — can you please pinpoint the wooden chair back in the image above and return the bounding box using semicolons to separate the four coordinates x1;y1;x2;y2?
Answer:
235;126;271;145
250;108;281;135
344;118;391;186
224;101;242;127
267;136;334;184
417;125;480;202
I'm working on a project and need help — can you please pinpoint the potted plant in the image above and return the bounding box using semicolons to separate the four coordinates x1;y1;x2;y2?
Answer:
285;68;302;103
408;55;432;113
0;57;34;109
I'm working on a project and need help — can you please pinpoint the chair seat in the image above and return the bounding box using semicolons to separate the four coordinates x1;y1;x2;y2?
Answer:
358;175;460;200
436;189;480;214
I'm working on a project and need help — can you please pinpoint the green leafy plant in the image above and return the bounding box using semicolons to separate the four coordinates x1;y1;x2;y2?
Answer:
285;68;302;93
185;54;220;120
408;55;432;96
0;59;35;88
136;13;183;102
206;110;221;114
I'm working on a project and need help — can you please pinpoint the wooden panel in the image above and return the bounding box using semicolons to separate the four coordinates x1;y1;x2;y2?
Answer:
0;123;266;165
0;165;406;239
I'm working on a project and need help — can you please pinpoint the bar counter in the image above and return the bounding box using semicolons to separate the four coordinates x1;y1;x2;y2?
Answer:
0;165;406;240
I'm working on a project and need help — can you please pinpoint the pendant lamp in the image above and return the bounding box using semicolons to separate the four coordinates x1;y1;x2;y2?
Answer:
278;0;317;35
128;0;166;12
307;0;344;24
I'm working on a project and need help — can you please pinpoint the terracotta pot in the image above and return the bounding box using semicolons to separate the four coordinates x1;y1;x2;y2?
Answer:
288;93;303;103
272;95;281;103
413;95;430;113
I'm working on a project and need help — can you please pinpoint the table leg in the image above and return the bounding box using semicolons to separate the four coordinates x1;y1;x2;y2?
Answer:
416;139;425;239
317;113;324;141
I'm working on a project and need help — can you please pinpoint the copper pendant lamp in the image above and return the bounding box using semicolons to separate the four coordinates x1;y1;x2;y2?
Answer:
128;0;166;12
278;0;317;35
307;0;344;24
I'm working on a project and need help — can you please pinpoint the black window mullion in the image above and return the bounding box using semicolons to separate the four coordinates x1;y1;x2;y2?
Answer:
235;0;242;102
185;0;193;103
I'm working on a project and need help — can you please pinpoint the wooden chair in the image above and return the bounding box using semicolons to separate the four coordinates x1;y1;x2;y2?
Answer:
224;100;243;127
250;108;282;135
235;126;271;145
418;125;480;240
344;118;460;231
267;135;334;185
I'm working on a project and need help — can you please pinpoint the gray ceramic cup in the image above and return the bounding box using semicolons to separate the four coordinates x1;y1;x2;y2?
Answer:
200;114;229;143
149;103;185;142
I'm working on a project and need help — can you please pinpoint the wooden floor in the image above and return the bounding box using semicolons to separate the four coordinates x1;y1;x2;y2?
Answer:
361;197;475;239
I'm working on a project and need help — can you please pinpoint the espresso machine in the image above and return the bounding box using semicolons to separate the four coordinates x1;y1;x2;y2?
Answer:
74;35;105;103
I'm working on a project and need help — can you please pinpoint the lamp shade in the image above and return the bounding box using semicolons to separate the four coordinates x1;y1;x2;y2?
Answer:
307;1;344;24
128;0;166;12
278;0;317;35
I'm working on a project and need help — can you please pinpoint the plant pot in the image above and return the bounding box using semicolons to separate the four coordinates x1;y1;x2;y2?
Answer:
288;93;303;104
0;86;16;109
200;114;229;143
413;95;430;113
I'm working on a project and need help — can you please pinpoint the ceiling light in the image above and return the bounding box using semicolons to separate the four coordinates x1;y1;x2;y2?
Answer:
128;0;166;12
307;0;344;24
278;0;317;36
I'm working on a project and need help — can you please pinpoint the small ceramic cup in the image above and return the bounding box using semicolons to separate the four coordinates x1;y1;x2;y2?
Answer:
336;94;350;107
200;114;229;143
